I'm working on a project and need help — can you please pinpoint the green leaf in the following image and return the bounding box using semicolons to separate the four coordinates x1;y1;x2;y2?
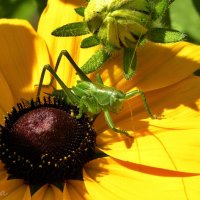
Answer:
81;36;100;48
147;28;186;43
123;48;137;80
52;22;90;37
148;0;169;20
81;49;111;74
74;6;85;17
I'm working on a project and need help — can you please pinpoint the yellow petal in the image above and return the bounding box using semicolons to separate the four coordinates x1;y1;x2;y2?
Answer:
38;0;83;87
63;184;71;200
0;72;15;124
63;180;92;200
183;175;200;199
95;76;200;173
84;157;200;200
0;179;30;200
0;19;50;104
135;42;200;91
22;187;31;200
93;42;200;92
32;184;62;200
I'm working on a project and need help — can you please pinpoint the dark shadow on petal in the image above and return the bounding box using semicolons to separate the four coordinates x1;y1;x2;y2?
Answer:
114;158;200;177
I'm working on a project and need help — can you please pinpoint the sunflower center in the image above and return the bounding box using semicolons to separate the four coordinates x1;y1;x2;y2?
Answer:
12;107;73;153
0;98;96;184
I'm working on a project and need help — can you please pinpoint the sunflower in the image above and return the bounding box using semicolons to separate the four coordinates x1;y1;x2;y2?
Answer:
0;0;200;199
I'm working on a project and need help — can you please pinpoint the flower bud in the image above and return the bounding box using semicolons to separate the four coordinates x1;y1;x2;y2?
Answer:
84;0;151;50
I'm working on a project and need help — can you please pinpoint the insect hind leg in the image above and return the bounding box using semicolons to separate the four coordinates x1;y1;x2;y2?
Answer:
36;64;51;98
35;51;65;94
125;89;154;118
104;109;132;138
37;50;92;96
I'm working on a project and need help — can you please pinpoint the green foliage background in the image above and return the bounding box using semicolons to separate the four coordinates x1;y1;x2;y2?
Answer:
170;0;200;44
0;0;199;43
0;0;47;28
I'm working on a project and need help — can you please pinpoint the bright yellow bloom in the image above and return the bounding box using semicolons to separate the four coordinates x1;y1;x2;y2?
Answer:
0;0;200;199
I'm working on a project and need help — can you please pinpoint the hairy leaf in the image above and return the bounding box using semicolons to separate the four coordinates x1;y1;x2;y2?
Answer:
147;28;186;43
123;48;137;80
81;35;100;48
148;0;169;20
74;6;85;17
52;22;90;37
81;49;111;74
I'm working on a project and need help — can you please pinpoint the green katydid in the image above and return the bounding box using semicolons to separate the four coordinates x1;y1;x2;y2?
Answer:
37;50;154;137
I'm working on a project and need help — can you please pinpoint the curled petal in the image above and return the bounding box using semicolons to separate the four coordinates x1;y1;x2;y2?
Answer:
63;180;92;200
32;184;62;200
84;157;200;200
95;42;200;92
0;19;50;103
38;0;83;87
0;179;31;200
95;76;200;173
0;72;14;124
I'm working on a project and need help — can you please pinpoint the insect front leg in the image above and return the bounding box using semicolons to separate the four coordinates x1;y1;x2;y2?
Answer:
50;50;92;86
104;109;132;137
34;51;66;94
37;64;79;105
75;97;86;119
125;90;154;118
95;73;104;84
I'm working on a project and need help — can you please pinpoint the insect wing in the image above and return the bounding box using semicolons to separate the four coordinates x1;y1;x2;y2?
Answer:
90;83;115;106
72;81;92;97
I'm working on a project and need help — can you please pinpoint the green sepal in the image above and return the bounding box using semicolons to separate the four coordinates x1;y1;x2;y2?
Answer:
193;69;200;76
51;89;66;99
44;90;70;104
74;6;85;17
123;48;137;80
92;152;108;160
30;183;47;196
52;22;90;37
148;0;169;20
147;28;186;43
81;48;111;74
81;35;100;48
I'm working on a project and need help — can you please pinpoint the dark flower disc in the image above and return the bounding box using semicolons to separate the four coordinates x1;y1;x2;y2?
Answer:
0;97;96;184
